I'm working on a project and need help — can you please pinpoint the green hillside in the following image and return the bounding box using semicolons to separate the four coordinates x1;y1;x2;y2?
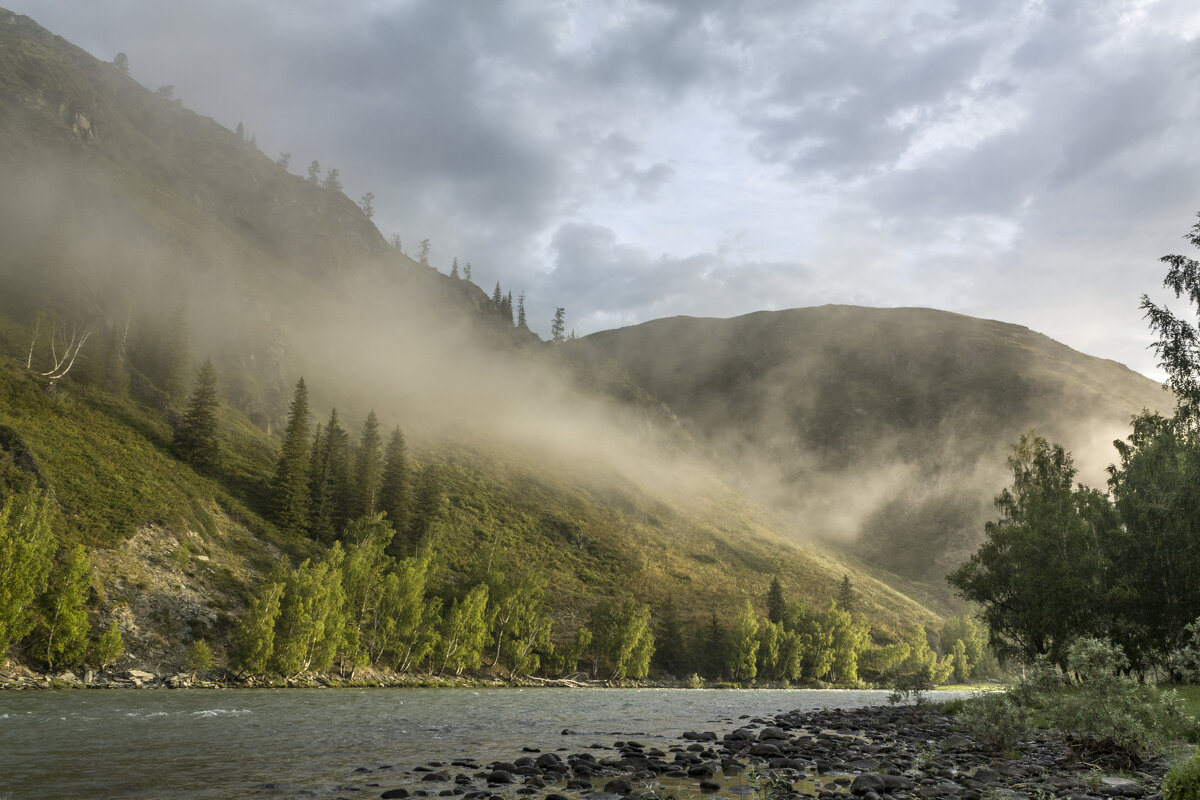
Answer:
573;307;1168;587
0;8;950;680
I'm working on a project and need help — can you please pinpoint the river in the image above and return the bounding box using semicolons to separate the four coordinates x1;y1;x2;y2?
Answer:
0;687;916;800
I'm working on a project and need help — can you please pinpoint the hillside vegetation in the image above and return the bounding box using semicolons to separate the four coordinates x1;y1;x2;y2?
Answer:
0;8;955;682
573;307;1167;587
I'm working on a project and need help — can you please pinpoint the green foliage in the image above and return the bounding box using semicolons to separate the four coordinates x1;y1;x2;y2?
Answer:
438;583;489;676
487;570;552;677
272;379;311;537
173;358;220;471
351;410;382;519
33;545;92;671
231;576;284;675
886;624;954;702
1142;213;1200;414
92;619;124;670
948;432;1114;666
1165;750;1200;800
727;599;760;681
589;595;654;680
186;638;212;676
959;692;1032;752
0;491;56;660
1013;638;1193;766
308;409;351;543
765;577;785;624
379;426;411;535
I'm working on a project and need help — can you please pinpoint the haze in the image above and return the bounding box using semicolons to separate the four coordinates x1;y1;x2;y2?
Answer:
13;0;1200;379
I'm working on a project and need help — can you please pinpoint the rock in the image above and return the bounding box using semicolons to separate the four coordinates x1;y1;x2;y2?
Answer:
728;728;756;741
758;726;788;740
851;774;887;795
535;753;562;770
381;790;410;799
1101;778;1145;798
699;781;721;793
603;778;632;794
127;669;155;682
484;771;515;785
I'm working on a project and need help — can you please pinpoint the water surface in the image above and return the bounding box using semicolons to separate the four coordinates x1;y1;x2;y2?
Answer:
0;687;910;799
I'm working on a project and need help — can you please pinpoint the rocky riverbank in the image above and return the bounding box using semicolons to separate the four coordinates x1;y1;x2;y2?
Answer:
351;704;1168;800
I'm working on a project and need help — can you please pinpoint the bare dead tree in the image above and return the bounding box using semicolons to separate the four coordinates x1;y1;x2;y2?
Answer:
27;316;95;387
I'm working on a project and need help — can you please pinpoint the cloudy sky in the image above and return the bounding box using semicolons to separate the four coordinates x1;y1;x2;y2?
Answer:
14;0;1200;376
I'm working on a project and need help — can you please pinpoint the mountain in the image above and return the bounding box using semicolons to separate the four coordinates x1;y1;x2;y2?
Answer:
0;8;949;676
573;306;1168;586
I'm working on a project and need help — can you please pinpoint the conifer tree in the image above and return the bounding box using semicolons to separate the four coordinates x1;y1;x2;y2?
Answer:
174;358;220;471
309;409;352;541
837;574;854;613
307;160;321;182
92;619;124;670
464;262;472;282
417;238;431;265
404;463;447;551
0;492;56;660
272;379;312;537
492;282;503;309
163;301;191;403
517;292;528;330
34;545;92;671
379;426;411;534
352;411;383;519
766;577;786;624
450;258;460;279
502;291;514;326
552;308;566;343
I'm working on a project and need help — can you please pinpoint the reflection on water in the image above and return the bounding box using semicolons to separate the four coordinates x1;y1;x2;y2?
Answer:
0;687;906;800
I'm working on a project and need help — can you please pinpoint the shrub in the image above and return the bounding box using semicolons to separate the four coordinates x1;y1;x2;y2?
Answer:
1165;750;1200;800
960;692;1032;753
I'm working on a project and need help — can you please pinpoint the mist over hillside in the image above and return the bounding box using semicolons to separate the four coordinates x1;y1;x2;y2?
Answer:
573;306;1168;584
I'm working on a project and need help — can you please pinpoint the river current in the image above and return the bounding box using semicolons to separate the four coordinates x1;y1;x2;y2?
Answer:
0;687;912;799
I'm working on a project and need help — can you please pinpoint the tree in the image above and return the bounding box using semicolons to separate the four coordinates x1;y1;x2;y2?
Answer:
464;262;472;282
766;577;786;624
379;426;411;535
947;433;1113;667
232;577;285;676
351;411;383;520
322;168;342;192
34;545;92;671
276;152;291;170
726;599;760;681
1107;412;1200;670
837;575;855;613
186;639;213;677
551;308;566;343
309;409;352;541
156;84;175;100
517;292;528;330
235;121;245;140
307;160;321;182
417;238;431;265
0;492;56;661
272;379;312;537
1142;213;1200;415
439;584;490;676
113;52;129;74
589;596;654;680
502;291;514;326
174;358;220;471
92;619;124;670
492;282;503;309
450;258;460;279
359;192;375;218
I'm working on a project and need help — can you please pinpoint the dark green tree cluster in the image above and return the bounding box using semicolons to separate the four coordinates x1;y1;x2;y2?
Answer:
951;214;1200;675
270;380;427;551
0;491;124;672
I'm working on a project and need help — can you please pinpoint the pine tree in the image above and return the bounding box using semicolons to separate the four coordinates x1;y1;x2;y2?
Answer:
307;160;321;182
417;238;431;265
492;282;503;309
379;427;411;534
551;308;566;343
92;619;124;670
309;409;352;541
0;492;56;659
405;463;447;550
174;358;220;471
272;379;312;537
837;574;854;613
463;262;472;282
501;291;513;326
352;411;383;519
450;258;460;279
35;546;92;671
517;292;528;330
766;577;786;624
322;168;342;192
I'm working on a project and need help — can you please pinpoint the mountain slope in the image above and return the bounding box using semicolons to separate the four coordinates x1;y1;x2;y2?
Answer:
0;8;949;675
573;306;1168;586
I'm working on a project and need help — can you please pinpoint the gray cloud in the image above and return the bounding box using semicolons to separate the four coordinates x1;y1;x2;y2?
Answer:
11;0;1200;372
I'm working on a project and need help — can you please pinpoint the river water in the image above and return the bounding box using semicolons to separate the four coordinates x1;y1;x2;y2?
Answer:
0;687;914;800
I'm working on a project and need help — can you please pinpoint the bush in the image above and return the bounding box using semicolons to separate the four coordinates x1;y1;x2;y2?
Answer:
1165;750;1200;800
960;692;1032;753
